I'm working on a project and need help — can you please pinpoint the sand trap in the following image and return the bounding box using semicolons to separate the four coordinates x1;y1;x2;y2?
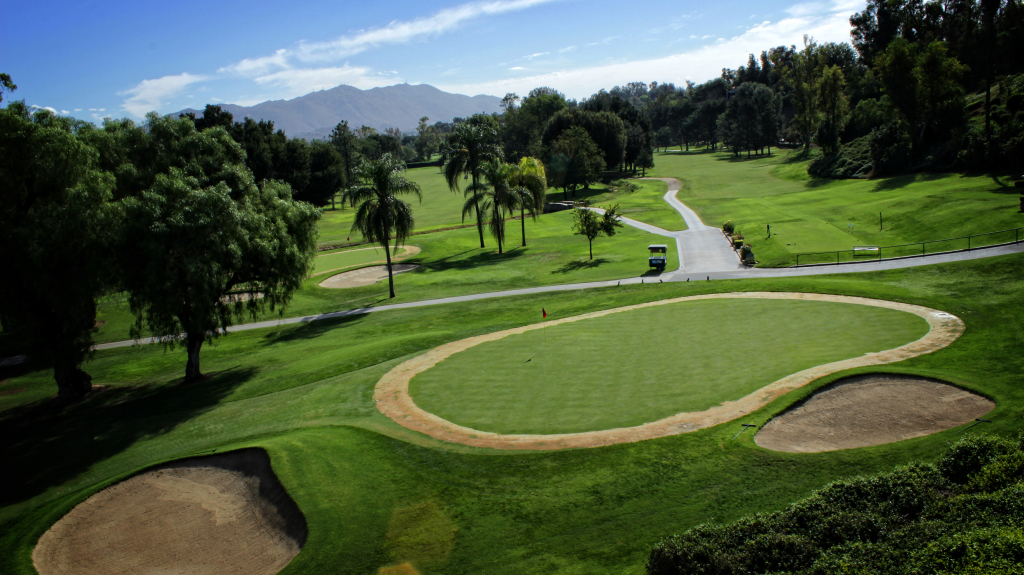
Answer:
33;449;307;575
755;374;994;453
319;264;420;288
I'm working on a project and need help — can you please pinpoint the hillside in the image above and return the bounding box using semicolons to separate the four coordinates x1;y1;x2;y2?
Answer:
175;83;501;139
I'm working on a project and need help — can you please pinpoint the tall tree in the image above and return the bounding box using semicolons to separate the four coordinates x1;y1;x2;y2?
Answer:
0;104;119;400
346;153;421;298
477;161;520;254
815;65;850;155
330;120;360;204
1;72;17;103
510;156;547;247
548;126;605;200
571;203;623;260
120;116;320;382
442;123;503;248
785;36;822;149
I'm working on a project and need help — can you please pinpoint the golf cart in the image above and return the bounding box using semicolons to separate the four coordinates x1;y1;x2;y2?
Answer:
648;244;668;271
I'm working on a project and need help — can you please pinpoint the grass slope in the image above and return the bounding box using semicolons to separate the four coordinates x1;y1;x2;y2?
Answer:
411;299;927;434
312;246;409;276
648;150;1022;267
3;252;1024;574
553;179;687;231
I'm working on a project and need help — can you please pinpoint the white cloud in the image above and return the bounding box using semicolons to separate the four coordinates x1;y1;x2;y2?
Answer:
29;105;58;114
220;0;561;76
509;66;525;70
74;108;82;112
438;7;856;100
524;51;549;60
252;65;396;98
559;45;576;52
118;73;208;117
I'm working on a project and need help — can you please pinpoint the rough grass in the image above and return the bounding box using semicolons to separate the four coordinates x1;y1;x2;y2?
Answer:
566;179;688;231
410;299;927;434
3;251;1024;574
648;150;1021;267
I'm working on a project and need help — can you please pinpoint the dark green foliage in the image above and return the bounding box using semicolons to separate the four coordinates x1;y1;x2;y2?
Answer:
808;135;873;179
542;108;627;169
870;121;913;175
0;105;118;400
647;435;1024;575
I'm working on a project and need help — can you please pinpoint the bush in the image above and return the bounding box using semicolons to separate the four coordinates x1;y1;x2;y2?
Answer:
870;121;913;176
611;179;639;194
647;435;1024;575
740;244;754;262
808;135;873;179
722;220;735;234
733;238;744;248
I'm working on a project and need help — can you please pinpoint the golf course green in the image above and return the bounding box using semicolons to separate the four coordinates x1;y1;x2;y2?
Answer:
409;298;929;434
312;246;411;276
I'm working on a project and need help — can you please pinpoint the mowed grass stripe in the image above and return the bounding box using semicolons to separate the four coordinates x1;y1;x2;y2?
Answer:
408;298;929;435
312;246;407;276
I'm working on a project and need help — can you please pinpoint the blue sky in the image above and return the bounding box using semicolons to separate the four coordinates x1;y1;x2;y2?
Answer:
2;0;865;123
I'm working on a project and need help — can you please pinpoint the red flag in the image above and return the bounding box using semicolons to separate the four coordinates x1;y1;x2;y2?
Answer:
346;236;350;241
542;308;547;318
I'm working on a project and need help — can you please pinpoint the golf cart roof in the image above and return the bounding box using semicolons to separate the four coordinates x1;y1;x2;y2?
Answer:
648;244;668;252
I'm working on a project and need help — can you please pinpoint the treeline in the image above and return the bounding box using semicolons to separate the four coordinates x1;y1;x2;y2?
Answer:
0;97;322;400
647;434;1024;574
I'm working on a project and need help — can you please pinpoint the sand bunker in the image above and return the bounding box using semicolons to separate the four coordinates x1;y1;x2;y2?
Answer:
755;374;994;453
319;264;420;288
33;449;307;575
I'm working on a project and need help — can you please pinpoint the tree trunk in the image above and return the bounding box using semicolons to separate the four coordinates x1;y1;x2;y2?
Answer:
985;79;992;152
497;222;503;254
384;244;396;298
589;238;593;260
185;335;204;383
331;194;335;210
54;359;92;401
472;174;485;248
520;206;527;246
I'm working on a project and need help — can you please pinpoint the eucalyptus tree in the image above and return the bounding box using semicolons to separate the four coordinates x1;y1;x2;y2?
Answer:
347;153;422;298
443;123;502;248
510;157;547;247
120;115;320;383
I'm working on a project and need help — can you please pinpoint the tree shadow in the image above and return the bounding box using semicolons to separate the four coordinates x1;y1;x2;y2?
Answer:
420;246;529;273
0;366;256;506
657;149;715;156
261;313;366;344
551;258;610;274
872;172;945;191
715;153;776;163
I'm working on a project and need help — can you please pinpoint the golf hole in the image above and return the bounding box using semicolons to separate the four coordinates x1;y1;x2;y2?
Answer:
33;449;307;575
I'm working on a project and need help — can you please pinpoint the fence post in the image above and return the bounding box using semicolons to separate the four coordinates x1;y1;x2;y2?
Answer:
879;247;882;262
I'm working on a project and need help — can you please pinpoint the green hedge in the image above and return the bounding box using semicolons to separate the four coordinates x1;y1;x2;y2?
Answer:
647;434;1024;574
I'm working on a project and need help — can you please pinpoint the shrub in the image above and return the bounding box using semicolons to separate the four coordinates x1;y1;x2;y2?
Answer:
723;220;735;234
647;435;1024;575
611;179;639;194
808;135;872;179
733;238;744;248
740;244;754;261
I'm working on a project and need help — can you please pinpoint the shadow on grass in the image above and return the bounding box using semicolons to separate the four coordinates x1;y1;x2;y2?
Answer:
872;171;946;191
0;366;256;506
551;258;610;274
261;313;365;344
657;149;715;156
715;152;777;163
421;246;528;273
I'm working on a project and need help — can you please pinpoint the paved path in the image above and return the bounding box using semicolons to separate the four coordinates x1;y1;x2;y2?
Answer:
590;178;742;275
89;183;1024;352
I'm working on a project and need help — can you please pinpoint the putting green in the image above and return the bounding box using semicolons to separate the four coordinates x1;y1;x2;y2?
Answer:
408;298;930;435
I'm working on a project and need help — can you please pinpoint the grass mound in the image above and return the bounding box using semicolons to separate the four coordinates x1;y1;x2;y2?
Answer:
647;434;1024;575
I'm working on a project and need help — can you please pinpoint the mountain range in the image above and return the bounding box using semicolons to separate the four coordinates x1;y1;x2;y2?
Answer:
175;84;502;140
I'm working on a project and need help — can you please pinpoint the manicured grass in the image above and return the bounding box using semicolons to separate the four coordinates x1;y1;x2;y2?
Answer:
317;165;470;246
410;298;927;434
648;150;1022;267
4;252;1024;574
570;179;688;231
89;209;675;345
312;246;409;276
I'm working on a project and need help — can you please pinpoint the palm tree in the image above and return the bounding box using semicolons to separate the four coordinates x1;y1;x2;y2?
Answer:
510;157;547;247
345;153;421;298
442;123;502;248
476;160;522;254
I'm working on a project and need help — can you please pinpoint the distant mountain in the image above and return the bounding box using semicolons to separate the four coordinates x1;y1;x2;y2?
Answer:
175;84;502;139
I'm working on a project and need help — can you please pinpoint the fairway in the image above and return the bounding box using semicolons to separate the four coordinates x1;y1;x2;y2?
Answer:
312;246;413;276
407;297;930;435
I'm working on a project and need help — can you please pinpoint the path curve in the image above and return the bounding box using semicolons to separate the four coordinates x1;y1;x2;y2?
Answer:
373;292;964;451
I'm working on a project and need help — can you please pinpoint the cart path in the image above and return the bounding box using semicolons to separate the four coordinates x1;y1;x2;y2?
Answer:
89;196;1024;351
589;178;742;275
373;292;965;450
